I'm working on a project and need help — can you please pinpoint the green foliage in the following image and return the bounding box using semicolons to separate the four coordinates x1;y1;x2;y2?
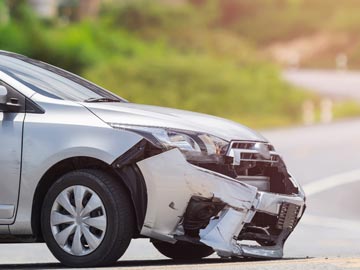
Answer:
0;0;317;128
84;52;308;128
102;0;206;32
0;22;29;53
333;101;360;120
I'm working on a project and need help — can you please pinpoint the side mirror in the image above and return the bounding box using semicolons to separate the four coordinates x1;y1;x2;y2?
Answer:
0;86;7;104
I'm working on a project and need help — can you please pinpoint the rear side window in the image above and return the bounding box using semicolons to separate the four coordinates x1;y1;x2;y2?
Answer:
0;80;26;112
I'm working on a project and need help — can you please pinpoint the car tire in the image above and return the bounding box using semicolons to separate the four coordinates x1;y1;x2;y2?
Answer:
152;240;214;260
41;169;134;267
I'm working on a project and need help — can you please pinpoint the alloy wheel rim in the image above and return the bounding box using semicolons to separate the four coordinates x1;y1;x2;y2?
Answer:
50;185;107;256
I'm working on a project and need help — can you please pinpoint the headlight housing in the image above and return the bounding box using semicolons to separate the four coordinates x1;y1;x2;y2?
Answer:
109;123;229;163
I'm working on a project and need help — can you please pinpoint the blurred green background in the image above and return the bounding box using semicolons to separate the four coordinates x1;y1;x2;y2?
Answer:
1;0;360;128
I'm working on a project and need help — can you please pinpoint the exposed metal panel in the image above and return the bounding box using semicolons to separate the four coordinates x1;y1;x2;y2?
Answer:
137;149;258;241
138;149;306;259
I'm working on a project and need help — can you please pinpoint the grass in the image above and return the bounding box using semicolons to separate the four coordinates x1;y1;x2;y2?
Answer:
333;101;360;120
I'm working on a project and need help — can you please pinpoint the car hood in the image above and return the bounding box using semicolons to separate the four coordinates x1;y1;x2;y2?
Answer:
84;102;268;142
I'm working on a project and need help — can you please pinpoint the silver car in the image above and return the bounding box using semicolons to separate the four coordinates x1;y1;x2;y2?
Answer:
0;50;305;267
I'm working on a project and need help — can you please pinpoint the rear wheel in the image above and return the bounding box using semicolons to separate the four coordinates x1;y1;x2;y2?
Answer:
41;169;134;267
152;240;214;260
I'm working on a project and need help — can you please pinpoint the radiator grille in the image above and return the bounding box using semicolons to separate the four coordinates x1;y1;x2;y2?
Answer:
276;203;301;230
227;141;279;165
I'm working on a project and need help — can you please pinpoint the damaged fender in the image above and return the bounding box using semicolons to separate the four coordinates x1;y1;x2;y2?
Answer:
137;148;305;258
137;149;258;243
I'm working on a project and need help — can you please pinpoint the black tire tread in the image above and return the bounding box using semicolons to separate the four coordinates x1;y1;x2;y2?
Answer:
41;169;135;267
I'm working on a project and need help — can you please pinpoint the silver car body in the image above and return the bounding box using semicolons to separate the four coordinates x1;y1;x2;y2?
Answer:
0;51;305;259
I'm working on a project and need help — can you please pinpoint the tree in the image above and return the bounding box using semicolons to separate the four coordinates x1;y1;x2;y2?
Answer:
7;0;27;20
75;0;101;20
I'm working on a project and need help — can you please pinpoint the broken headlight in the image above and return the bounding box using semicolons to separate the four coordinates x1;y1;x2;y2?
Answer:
109;124;229;162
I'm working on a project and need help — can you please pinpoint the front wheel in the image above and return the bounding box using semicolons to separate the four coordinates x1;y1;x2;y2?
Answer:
152;240;214;260
41;169;134;267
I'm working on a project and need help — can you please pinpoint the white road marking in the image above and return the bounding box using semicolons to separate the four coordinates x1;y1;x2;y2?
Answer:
300;170;360;232
302;169;360;197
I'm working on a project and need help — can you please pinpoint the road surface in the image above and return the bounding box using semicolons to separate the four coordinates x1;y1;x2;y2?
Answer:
0;118;360;269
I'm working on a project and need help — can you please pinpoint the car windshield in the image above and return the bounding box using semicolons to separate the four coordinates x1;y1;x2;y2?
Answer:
0;52;125;102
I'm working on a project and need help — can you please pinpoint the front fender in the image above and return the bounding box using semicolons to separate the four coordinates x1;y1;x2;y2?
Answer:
10;101;142;234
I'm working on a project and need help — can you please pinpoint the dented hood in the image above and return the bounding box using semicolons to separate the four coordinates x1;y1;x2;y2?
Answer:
84;102;267;142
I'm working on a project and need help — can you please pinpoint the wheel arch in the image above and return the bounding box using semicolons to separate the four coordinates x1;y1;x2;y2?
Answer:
31;156;147;240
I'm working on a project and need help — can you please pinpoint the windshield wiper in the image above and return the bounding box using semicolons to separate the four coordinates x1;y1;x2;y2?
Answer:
84;97;122;103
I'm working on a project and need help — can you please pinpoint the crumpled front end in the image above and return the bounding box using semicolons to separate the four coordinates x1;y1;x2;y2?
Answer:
137;142;305;259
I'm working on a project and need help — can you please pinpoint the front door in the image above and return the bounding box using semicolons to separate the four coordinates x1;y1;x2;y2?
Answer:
0;81;25;221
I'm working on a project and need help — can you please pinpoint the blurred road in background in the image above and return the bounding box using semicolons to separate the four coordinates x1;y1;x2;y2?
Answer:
284;69;360;100
265;119;360;258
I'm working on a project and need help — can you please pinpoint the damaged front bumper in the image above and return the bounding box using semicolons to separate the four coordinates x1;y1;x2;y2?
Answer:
137;148;305;259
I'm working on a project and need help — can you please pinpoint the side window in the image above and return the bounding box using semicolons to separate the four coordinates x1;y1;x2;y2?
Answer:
0;81;26;113
0;81;44;114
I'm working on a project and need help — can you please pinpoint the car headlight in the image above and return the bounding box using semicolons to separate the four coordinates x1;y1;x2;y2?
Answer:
109;124;229;162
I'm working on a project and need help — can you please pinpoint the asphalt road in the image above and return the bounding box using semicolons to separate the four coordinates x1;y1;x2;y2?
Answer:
2;69;360;269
